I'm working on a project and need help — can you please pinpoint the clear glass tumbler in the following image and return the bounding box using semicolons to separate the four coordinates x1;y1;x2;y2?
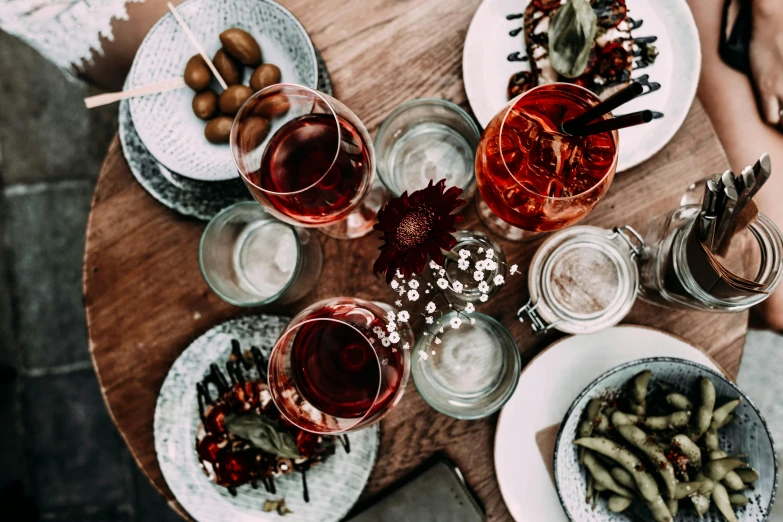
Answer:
374;98;480;198
199;202;322;306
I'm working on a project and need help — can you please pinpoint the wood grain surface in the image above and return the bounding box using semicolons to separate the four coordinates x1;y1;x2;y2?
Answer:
83;0;748;520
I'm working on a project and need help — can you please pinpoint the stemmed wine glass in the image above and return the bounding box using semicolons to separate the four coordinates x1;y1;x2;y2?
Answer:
475;83;620;241
231;84;382;239
267;297;411;434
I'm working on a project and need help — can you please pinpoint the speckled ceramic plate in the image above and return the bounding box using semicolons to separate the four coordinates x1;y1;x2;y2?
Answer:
119;51;332;221
154;315;379;522
462;0;700;172
128;0;318;181
494;325;721;522
554;357;777;522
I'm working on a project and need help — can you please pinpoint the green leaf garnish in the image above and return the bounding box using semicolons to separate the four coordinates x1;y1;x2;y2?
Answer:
548;0;598;78
224;413;302;459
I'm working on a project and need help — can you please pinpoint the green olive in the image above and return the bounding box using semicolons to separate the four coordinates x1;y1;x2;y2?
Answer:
250;64;281;92
219;28;262;66
184;55;211;91
204;116;233;144
192;90;218;120
219;85;254;115
213;49;241;86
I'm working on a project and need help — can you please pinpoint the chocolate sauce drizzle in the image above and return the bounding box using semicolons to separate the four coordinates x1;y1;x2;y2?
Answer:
507;52;528;62
506;12;524;20
195;339;350;504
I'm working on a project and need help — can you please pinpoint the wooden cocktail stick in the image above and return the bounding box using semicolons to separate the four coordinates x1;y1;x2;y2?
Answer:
84;77;186;108
167;2;228;90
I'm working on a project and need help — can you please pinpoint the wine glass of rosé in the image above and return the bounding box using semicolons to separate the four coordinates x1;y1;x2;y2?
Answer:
231;84;381;240
475;83;619;241
267;297;411;434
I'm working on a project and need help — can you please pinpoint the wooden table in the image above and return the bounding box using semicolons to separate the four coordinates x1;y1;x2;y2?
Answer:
83;0;748;519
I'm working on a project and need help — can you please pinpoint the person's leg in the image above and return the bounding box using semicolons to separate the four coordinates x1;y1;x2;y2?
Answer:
78;0;186;91
688;0;783;329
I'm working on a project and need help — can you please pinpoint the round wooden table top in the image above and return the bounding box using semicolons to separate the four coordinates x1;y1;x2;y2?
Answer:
84;0;748;519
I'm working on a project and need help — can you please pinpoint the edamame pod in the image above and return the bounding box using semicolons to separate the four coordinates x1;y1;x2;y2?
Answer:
723;471;746;491
608;495;633;513
672;434;702;468
613;412;677;500
695;471;716;495
575;437;660;502
729;493;749;506
694;377;716;439
717;412;736;429
667;499;679;517
583;451;633;498
691;493;711;518
712;483;739;522
704;458;747;482
629;370;652;416
735;468;760;484
674;481;705;500
712;399;741;427
611;468;637;492
578;399;603;439
647;495;674;522
666;393;693;411
594;412;610;433
704;426;719;451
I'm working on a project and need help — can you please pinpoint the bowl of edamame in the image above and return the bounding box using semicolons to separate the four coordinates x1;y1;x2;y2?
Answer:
553;357;777;522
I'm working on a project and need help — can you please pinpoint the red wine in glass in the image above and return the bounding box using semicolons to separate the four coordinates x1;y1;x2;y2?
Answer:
268;298;410;433
246;113;371;224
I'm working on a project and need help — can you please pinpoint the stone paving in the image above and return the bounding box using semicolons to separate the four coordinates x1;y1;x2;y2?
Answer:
2;24;783;522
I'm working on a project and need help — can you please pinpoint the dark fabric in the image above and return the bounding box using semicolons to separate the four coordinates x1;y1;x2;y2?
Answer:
719;0;753;74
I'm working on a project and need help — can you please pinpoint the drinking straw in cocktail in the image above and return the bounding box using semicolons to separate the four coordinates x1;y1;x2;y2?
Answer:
561;81;645;135
167;2;228;90
565;110;654;137
84;77;186;108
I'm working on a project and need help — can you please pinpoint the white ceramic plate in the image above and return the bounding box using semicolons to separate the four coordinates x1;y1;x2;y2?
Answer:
463;0;701;172
128;0;318;181
494;325;721;522
154;315;379;522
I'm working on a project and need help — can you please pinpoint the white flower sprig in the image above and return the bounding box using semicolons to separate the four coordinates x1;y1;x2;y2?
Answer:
377;247;522;362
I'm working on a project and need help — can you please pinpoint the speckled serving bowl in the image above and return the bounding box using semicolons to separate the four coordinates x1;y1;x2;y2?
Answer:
553;357;777;522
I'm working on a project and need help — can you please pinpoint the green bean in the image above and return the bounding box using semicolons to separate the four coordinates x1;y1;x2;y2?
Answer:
611;467;637;492
728;493;749;506
712;483;739;522
704;458;747;482
575;437;660;502
691;493;711;518
666;393;693;411
629;370;652;416
667;499;679;517
674;481;705;500
583;451;633;497
723;472;747;491
613;412;678;500
712;399;741;427
608;495;633;513
694;377;716;439
735;468;760;484
647;495;674;522
717;412;736;429
672;434;702;468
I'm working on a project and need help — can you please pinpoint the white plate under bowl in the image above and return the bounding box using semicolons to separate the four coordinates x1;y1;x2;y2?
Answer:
128;0;318;181
494;325;721;522
463;0;700;172
154;314;379;522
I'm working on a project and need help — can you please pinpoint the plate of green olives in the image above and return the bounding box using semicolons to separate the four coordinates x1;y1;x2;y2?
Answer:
128;0;318;181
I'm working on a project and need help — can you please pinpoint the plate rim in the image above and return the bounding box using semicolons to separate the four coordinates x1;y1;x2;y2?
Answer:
128;0;319;181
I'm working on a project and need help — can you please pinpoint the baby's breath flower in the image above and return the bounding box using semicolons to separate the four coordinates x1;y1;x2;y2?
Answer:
450;317;462;329
395;300;402;307
485;248;495;259
408;279;419;290
473;270;484;282
437;278;449;289
426;302;437;314
397;310;410;323
398;289;405;296
477;247;484;254
396;270;404;279
480;294;489;302
439;327;444;333
403;342;410;350
438;269;446;276
425;316;434;324
475;259;486;271
459;249;470;259
452;281;464;294
493;274;505;285
429;260;440;270
510;264;519;275
458;258;470;271
387;310;396;322
387;322;397;333
485;259;498;271
434;337;442;345
478;281;490;293
390;280;399;290
418;350;429;361
382;337;391;347
373;326;383;335
470;318;476;324
407;289;420;301
389;331;400;343
465;302;475;313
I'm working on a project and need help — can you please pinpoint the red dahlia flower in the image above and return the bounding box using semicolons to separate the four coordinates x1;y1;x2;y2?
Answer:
373;180;466;283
